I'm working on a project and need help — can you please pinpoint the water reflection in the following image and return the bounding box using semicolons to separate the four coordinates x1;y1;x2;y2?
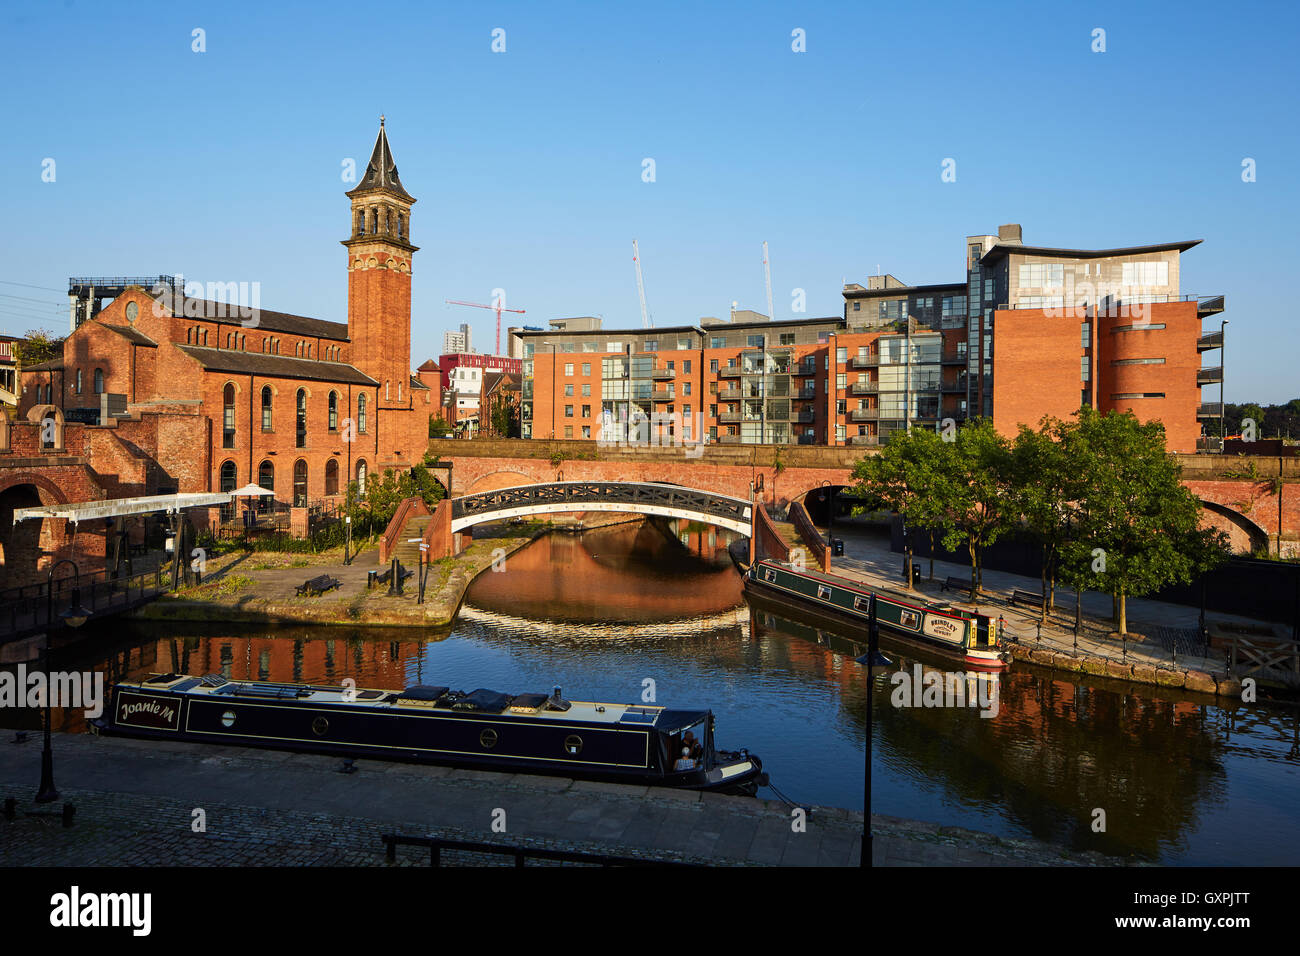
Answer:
4;521;1298;865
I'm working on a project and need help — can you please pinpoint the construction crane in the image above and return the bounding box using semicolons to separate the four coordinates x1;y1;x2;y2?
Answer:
632;239;651;328
444;296;525;356
762;241;775;323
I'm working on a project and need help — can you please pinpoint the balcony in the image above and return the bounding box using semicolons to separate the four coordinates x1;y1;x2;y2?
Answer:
1196;295;1225;318
849;355;879;369
940;351;967;365
651;368;675;381
718;435;744;445
718;366;742;378
941;377;968;393
849;382;877;396
1197;366;1223;386
797;434;818;445
794;364;818;376
1196;403;1224;418
1197;436;1224;453
848;435;879;446
718;387;743;400
718;411;742;423
849;408;879;422
1197;331;1224;352
652;390;673;402
796;408;815;423
796;388;817;399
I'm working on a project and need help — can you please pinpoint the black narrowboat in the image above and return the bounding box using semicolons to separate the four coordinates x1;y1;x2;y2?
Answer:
94;675;767;795
745;559;1011;672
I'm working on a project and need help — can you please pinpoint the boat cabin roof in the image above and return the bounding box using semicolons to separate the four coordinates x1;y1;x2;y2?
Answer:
124;674;711;730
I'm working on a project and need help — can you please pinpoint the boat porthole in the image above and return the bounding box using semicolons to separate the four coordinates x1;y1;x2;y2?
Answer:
312;716;329;736
221;710;236;728
564;734;583;755
480;728;498;748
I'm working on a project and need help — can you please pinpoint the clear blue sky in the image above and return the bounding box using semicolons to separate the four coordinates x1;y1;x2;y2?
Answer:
2;0;1297;403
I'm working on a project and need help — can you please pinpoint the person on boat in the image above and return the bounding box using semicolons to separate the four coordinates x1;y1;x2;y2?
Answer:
683;730;703;761
673;747;696;771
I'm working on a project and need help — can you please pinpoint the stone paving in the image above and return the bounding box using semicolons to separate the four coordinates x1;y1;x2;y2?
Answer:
0;734;1128;867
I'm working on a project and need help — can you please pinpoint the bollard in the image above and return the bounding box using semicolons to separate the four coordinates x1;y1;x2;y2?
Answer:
62;803;75;828
3;797;15;820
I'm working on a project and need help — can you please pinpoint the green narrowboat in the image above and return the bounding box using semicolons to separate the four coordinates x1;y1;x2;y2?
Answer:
745;559;1010;672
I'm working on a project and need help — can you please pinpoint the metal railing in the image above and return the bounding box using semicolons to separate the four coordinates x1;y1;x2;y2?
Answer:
1;565;166;640
452;482;751;529
381;833;697;867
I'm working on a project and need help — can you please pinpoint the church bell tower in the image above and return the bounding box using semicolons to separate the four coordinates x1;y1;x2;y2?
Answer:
343;117;417;410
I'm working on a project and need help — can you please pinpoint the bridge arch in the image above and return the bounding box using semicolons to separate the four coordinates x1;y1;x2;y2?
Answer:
1199;498;1269;554
450;481;754;536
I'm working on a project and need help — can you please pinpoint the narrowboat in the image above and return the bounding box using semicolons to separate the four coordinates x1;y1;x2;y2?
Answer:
93;675;767;795
745;559;1010;672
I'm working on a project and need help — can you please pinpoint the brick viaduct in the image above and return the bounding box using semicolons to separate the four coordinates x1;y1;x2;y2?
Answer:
425;439;1300;559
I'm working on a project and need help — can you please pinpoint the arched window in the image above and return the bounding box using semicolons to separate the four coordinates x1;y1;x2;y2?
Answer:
385;380;390;401
328;391;338;431
223;383;236;448
187;328;193;344
219;460;237;522
357;394;367;433
293;459;308;507
324;458;339;496
261;385;273;431
75;369;82;394
397;213;404;239
356;209;365;236
356;459;367;494
201;328;207;346
94;368;104;394
296;388;307;448
257;459;274;513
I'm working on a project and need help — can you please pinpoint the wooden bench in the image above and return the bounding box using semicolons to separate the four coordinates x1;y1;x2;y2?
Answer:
940;575;975;596
296;574;341;597
1010;588;1045;610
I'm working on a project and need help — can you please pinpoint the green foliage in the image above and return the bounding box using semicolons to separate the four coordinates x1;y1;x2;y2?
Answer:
428;415;451;438
15;329;62;367
850;409;1232;633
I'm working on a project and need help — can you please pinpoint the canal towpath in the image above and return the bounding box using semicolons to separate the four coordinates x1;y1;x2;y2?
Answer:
0;733;1137;867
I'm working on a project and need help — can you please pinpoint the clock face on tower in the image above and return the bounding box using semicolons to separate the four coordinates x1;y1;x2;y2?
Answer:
126;301;139;322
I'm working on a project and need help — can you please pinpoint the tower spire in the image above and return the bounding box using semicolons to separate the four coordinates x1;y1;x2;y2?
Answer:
348;117;412;202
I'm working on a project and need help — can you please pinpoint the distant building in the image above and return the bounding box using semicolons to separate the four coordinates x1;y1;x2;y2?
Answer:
443;323;472;354
516;223;1225;452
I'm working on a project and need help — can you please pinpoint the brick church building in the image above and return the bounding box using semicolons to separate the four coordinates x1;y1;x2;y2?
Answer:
5;121;438;579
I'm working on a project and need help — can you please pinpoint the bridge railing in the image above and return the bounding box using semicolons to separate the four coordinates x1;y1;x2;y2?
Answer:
1;565;165;641
450;481;752;530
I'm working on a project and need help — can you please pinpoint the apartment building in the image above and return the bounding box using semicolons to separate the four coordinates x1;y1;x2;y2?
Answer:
516;223;1225;452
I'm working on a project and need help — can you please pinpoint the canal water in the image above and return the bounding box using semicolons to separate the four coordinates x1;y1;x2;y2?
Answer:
9;518;1299;865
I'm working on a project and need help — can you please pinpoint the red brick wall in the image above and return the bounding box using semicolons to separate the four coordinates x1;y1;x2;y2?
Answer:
992;306;1084;436
1097;301;1200;453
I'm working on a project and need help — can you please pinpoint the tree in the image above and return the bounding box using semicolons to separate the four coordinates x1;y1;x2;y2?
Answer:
850;426;949;588
489;392;519;438
14;329;62;367
934;418;1014;597
429;415;451;438
1009;417;1080;620
1064;408;1229;635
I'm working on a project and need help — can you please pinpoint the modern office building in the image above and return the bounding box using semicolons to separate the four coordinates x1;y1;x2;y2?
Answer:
516;224;1225;452
443;323;473;355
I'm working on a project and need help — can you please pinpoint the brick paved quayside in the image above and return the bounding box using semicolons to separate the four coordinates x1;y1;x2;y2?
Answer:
0;735;1132;867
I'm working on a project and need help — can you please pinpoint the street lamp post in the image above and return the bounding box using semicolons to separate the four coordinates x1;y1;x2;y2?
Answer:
820;480;834;548
1220;319;1229;447
38;559;90;804
855;594;891;867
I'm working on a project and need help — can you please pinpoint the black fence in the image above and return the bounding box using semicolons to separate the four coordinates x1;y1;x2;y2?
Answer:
0;565;166;641
380;833;698;868
892;516;1300;634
